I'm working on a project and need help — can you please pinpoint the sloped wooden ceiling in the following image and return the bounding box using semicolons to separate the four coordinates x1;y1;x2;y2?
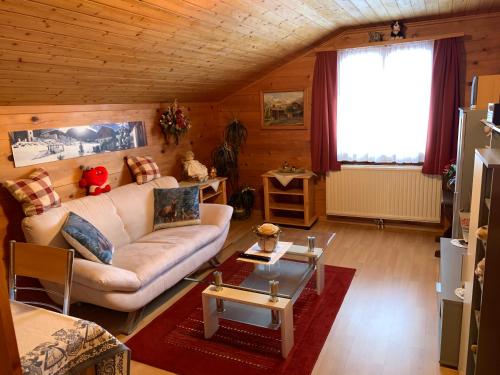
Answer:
0;0;498;105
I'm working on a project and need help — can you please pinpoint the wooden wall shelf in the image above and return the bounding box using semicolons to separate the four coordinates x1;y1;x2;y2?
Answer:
262;172;317;228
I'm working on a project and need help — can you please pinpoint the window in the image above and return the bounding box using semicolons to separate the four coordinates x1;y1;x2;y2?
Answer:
336;41;434;164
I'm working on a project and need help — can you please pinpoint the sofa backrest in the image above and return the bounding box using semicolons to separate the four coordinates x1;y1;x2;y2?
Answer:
22;193;131;249
22;176;179;249
106;176;179;241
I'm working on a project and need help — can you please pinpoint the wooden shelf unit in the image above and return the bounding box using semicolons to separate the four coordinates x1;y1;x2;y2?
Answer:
262;172;317;228
180;177;227;204
199;177;227;204
459;148;500;375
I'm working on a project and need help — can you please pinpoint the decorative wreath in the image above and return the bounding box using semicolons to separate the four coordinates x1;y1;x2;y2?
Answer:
159;99;191;145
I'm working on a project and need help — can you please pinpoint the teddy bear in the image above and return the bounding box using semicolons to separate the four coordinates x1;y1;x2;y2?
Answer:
79;165;111;196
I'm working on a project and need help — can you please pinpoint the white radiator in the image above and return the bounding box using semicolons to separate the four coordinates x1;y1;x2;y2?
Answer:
326;165;442;223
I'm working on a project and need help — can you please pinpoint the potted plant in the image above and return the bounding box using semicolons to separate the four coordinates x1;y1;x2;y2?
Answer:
229;186;255;219
443;160;456;191
211;142;237;184
212;118;254;218
223;118;247;156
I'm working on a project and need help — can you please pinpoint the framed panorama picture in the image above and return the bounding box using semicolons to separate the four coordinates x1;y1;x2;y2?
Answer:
261;89;308;129
9;121;147;167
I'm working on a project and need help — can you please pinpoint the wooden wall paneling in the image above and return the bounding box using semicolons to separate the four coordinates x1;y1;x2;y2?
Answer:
0;102;217;270
3;0;287;51
0;11;278;64
0;1;499;105
214;12;500;220
477;75;500;109
100;0;322;43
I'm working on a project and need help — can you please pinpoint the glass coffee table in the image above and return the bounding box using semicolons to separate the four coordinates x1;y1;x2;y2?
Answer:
184;229;335;358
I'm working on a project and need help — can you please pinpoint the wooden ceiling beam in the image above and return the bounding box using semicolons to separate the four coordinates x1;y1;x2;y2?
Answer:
314;31;466;51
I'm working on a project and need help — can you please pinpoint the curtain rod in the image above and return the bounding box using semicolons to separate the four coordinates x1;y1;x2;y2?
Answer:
314;32;465;52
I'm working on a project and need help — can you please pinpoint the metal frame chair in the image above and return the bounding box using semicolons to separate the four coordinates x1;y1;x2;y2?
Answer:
8;240;74;315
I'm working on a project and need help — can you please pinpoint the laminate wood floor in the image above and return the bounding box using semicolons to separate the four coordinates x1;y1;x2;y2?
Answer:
122;217;458;375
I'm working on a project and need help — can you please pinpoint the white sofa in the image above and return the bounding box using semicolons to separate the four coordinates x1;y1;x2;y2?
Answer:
21;176;232;330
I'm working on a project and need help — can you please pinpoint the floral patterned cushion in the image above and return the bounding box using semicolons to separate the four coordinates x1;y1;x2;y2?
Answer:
61;212;114;264
153;186;201;230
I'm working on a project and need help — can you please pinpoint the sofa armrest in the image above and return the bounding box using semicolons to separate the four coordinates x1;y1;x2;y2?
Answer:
73;258;141;292
199;203;233;228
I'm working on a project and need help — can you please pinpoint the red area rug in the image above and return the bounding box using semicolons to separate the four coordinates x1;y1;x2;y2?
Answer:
127;255;355;375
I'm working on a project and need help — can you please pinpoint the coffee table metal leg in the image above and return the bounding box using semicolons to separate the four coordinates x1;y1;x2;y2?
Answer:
202;294;219;339
316;255;325;295
280;303;294;358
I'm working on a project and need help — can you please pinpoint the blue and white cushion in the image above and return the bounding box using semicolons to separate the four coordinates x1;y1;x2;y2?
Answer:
61;211;114;264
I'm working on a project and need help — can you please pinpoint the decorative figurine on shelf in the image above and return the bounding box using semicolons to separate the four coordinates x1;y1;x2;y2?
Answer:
209;166;217;179
369;31;383;42
390;21;405;40
183;151;208;182
79;165;111;196
278;160;305;174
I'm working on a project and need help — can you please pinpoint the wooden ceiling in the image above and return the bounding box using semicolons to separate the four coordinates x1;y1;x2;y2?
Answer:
0;0;498;105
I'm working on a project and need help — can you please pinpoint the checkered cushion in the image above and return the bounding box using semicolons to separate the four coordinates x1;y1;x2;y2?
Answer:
127;156;161;185
4;168;61;216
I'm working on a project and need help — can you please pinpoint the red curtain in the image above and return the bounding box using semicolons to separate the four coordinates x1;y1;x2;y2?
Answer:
311;51;341;173
422;37;461;175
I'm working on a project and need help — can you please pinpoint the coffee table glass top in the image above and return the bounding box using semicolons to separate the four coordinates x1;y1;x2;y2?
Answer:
185;228;335;299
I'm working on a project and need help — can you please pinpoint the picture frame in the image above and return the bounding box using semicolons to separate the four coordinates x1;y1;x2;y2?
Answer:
9;121;147;168
261;89;308;130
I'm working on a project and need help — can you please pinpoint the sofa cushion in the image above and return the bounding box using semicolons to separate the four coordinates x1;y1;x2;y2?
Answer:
126;156;161;184
153;186;201;230
72;258;141;292
63;194;131;248
139;224;220;246
22;206;72;248
4;168;61;216
22;192;130;249
107;176;179;241
114;224;220;285
61;212;114;264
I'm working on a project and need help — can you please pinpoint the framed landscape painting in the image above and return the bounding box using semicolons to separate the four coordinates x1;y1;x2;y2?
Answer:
261;89;307;129
9;121;147;167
